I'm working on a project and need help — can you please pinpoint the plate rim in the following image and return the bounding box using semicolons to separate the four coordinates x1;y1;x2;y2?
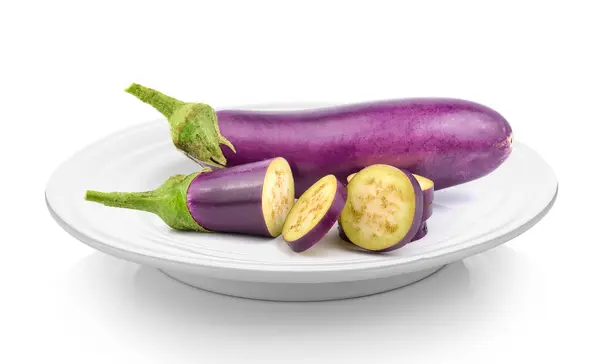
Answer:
45;183;558;280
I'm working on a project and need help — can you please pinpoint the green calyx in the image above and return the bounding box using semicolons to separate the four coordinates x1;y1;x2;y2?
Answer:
125;83;236;167
85;169;212;232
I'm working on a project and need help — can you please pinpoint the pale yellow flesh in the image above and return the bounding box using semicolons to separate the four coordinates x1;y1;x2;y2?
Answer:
347;172;433;191
413;174;434;191
340;165;417;251
282;175;337;242
262;157;295;237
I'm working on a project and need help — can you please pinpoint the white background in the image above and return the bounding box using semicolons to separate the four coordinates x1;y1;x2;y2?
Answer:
1;0;598;363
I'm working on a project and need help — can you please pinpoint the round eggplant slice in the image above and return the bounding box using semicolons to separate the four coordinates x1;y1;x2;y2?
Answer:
340;165;424;252
282;175;346;253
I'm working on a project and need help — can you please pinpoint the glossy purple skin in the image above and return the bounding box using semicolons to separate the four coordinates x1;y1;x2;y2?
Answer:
411;222;428;241
186;158;275;237
423;186;434;205
340;170;424;253
285;179;347;253
216;99;512;196
423;203;433;221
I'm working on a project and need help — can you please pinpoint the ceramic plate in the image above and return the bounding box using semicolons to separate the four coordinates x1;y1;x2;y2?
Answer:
46;103;558;301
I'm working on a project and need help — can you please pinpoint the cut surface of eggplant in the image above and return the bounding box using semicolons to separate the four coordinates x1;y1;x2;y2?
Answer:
282;175;346;252
261;157;295;236
340;165;423;252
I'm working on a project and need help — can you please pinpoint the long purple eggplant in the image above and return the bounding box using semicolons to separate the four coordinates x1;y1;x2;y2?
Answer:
84;158;295;237
126;84;512;196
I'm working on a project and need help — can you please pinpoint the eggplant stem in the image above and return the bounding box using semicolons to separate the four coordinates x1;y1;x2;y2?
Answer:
125;83;237;166
125;83;184;119
85;190;159;212
84;171;212;232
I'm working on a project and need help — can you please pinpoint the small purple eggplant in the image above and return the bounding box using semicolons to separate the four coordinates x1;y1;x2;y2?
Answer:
85;158;295;237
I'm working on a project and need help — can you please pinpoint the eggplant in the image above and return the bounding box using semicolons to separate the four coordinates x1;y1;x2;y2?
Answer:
84;158;295;237
282;175;346;253
126;84;512;196
339;165;423;252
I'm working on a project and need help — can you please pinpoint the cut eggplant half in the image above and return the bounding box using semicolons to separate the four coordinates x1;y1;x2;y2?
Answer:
84;157;295;237
187;157;295;237
340;165;423;252
282;175;346;253
347;172;434;205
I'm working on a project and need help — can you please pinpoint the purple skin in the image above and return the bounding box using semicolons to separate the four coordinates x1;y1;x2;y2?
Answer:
411;222;428;241
187;158;274;237
423;203;433;221
422;186;433;205
285;179;347;253
340;170;424;253
216;99;513;195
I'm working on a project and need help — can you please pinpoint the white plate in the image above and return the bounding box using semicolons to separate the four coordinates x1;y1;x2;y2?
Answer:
45;103;558;301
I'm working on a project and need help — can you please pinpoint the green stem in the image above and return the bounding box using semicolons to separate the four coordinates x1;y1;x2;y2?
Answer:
84;171;211;232
125;83;184;119
85;190;159;213
125;83;236;167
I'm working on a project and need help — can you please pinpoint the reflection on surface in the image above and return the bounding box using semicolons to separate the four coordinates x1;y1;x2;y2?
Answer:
65;245;531;361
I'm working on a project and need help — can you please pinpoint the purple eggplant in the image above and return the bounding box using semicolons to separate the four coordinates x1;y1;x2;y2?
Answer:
339;165;424;252
282;175;346;253
84;158;295;237
126;84;512;196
